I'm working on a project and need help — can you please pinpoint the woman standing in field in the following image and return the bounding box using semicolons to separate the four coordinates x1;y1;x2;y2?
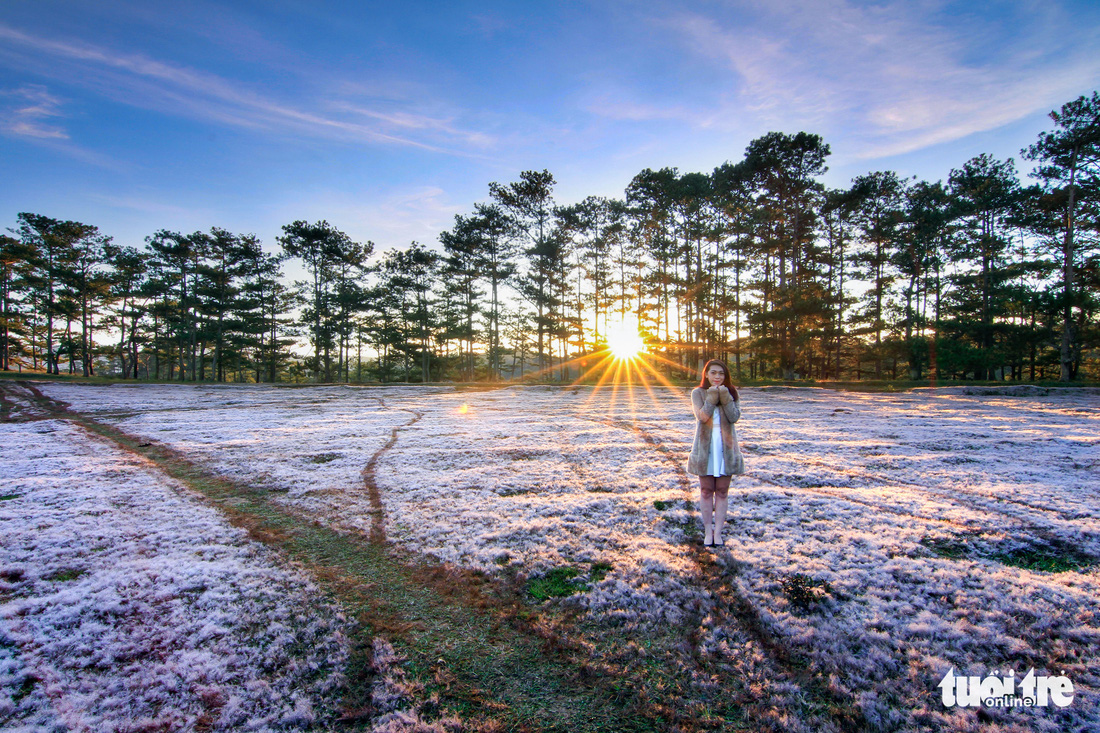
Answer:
687;359;744;547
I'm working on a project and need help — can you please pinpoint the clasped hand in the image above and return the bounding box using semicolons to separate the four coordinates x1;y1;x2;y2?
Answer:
705;385;731;405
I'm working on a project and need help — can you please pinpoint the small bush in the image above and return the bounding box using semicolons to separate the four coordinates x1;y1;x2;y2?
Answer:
781;573;832;609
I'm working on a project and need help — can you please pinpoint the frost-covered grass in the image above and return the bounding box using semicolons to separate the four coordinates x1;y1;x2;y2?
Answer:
0;390;350;732
31;381;1100;731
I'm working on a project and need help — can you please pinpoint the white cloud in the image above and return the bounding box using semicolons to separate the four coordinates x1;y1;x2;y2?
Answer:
605;0;1100;161
0;84;126;169
1;84;68;139
332;102;496;149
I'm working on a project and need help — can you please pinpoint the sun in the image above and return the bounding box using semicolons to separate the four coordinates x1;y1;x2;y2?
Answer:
606;319;646;361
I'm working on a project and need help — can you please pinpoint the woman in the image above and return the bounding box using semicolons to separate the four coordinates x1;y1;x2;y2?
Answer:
687;359;744;547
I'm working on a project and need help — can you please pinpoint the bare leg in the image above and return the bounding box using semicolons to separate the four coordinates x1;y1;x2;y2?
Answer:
699;476;716;545
713;476;731;545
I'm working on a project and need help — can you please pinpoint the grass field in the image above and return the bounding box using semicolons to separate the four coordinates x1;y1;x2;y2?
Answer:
1;380;1097;732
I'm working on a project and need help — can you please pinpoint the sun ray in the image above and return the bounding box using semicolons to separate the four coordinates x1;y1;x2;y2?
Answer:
624;358;637;423
582;351;623;401
636;356;683;391
497;313;720;425
633;357;668;405
518;352;607;383
645;351;701;377
569;351;617;387
610;357;626;409
580;354;624;407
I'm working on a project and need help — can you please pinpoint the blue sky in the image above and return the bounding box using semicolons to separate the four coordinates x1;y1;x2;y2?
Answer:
2;0;1099;261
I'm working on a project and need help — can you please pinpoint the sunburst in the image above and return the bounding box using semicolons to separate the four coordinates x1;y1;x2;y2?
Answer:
605;318;646;361
513;316;706;415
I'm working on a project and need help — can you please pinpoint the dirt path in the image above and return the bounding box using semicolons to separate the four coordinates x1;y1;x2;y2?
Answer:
362;398;422;544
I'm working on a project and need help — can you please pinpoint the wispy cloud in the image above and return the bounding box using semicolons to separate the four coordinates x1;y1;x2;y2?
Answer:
596;0;1100;161
331;102;496;149
1;84;68;139
0;83;126;170
0;22;494;157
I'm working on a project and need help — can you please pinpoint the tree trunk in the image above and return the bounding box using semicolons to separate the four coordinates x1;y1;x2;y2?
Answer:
1060;148;1078;381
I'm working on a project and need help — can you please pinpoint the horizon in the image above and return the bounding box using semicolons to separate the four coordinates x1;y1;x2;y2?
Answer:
3;1;1100;261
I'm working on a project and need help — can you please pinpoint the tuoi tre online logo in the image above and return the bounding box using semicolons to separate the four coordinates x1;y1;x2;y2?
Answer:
939;668;1075;708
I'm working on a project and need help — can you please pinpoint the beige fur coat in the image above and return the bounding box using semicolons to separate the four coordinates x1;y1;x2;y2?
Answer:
686;386;744;476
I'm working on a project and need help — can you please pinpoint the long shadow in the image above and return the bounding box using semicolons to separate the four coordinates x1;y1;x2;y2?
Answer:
585;409;871;732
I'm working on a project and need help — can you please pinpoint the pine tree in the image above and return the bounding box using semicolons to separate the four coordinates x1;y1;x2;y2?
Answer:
16;213;79;374
849;172;907;378
946;155;1022;379
741;133;831;379
1023;91;1100;380
0;234;32;371
279;220;366;382
490;170;558;375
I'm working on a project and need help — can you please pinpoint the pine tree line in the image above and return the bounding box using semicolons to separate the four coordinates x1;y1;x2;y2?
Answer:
2;91;1097;383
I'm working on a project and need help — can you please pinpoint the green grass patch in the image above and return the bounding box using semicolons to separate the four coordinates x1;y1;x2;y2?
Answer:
991;546;1095;573
44;568;87;582
307;452;342;464
0;493;21;501
922;533;1095;573
12;674;37;703
589;562;613;583
527;566;588;600
497;487;535;496
921;535;972;559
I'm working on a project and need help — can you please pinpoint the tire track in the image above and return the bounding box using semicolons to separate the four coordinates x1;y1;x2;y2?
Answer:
0;381;65;422
362;398;422;545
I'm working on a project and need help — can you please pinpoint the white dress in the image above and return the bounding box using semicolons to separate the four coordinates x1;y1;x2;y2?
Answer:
706;406;725;476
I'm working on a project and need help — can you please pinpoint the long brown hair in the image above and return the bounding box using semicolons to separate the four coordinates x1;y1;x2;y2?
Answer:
699;359;738;401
